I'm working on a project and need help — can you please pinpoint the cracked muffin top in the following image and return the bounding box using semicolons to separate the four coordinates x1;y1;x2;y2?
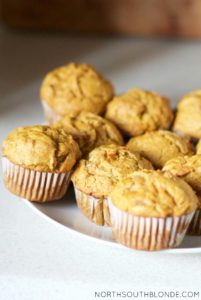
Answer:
53;112;124;155
40;63;114;117
72;144;153;199
127;130;193;168
105;88;173;137
110;170;198;217
2;125;81;172
173;90;201;139
163;154;201;198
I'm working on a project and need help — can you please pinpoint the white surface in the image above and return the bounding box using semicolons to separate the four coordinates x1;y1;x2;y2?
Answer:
1;27;201;300
27;187;201;254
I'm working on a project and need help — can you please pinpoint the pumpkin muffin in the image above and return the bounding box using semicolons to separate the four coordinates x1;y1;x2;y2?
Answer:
53;112;124;155
163;154;201;235
108;170;197;251
127;130;193;168
72;144;153;226
40;63;114;124
173;90;201;140
163;155;201;193
2;125;80;202
105;88;173;137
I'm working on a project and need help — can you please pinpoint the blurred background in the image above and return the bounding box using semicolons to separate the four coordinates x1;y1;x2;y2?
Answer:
1;0;201;37
1;0;201;134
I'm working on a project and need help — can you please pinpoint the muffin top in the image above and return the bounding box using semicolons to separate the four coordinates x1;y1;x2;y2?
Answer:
40;63;114;116
72;144;153;199
53;112;124;155
110;170;197;217
163;154;201;194
173;90;201;139
3;125;81;172
127;130;193;168
105;88;173;137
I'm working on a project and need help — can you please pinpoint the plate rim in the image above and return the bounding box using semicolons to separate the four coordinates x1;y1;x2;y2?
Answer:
25;200;201;254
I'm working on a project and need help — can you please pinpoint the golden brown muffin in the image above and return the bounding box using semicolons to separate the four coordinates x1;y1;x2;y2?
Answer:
53;112;124;155
72;144;153;200
105;88;173;137
2;125;81;172
40;63;114;120
109;170;197;250
110;170;197;217
2;126;81;202
127;130;193;168
163;154;201;194
72;144;153;226
163;155;201;235
173;90;201;139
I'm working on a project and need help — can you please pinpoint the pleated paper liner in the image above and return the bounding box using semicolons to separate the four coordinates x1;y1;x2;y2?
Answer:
108;199;195;251
41;100;61;125
74;187;111;226
187;209;201;235
2;157;72;202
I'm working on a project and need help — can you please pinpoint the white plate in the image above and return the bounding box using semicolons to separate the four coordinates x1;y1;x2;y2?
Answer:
26;184;201;254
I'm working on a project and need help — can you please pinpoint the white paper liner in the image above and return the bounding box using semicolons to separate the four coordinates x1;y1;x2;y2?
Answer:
187;208;201;235
41;100;62;125
2;157;72;202
74;187;110;226
108;199;195;251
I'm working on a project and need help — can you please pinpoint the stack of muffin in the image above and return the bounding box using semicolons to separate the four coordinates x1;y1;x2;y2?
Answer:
2;63;201;251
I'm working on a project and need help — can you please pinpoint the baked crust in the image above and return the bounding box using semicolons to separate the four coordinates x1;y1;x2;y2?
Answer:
105;88;173;136
72;144;153;199
40;63;113;117
53;112;124;155
110;170;198;217
173;90;201;139
127;130;193;168
2;125;81;172
163;154;201;208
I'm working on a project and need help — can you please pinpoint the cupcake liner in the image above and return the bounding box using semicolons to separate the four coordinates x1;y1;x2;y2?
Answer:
108;199;194;251
2;157;72;202
74;187;111;226
187;209;201;235
41;100;62;125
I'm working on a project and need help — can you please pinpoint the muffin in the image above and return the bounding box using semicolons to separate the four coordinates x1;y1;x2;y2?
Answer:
72;145;153;226
127;130;193;168
173;90;201;140
105;88;173;137
53;112;124;155
40;63;114;124
163;154;201;235
108;170;197;251
2;125;80;202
